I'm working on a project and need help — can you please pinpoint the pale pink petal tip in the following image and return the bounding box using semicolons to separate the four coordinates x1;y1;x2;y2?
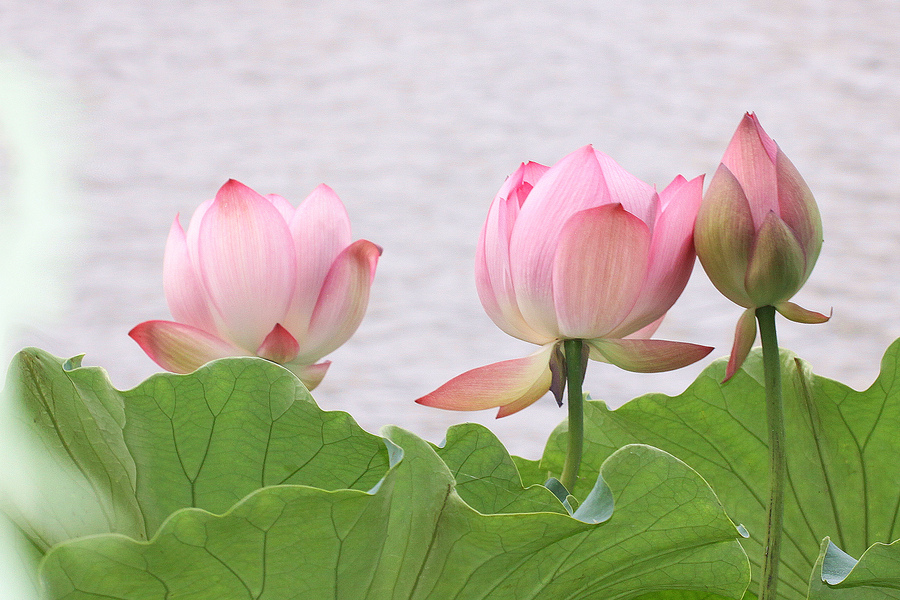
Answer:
415;345;555;417
129;320;246;374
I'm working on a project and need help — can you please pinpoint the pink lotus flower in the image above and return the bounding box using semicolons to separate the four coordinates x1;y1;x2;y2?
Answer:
694;113;828;379
416;146;712;417
130;179;380;390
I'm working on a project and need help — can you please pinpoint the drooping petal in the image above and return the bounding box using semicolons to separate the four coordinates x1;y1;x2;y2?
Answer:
775;149;822;272
415;343;555;414
552;204;651;339
587;338;713;373
197;180;297;352
775;301;831;324
725;308;757;381
284;184;353;337
721;113;779;225
475;162;553;344
295;239;381;363
593;148;658;228
744;211;807;306
283;360;331;391
613;174;703;336
694;164;756;308
255;323;300;364
586;314;665;362
129;320;248;374
509;146;610;337
163;215;216;333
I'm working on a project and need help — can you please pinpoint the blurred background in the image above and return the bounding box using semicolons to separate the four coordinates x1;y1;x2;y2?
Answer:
1;0;899;460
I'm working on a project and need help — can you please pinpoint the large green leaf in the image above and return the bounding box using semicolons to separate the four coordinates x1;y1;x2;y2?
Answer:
2;348;390;550
539;341;900;599
433;423;567;515
808;538;900;598
40;429;750;599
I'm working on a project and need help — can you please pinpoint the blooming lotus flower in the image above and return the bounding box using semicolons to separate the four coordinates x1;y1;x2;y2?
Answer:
695;113;828;379
130;179;380;390
416;146;713;417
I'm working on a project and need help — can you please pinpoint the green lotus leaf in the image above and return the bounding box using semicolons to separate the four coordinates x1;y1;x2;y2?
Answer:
539;341;900;599
40;429;749;599
2;348;390;551
807;537;900;598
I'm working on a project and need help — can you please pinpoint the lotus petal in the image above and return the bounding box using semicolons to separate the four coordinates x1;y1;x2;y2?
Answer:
415;344;555;415
128;320;248;374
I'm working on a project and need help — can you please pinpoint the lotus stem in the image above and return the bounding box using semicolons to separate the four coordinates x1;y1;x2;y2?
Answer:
560;339;586;494
756;305;785;600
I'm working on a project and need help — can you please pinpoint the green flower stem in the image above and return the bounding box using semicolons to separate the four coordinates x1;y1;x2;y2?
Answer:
560;339;586;494
756;305;785;600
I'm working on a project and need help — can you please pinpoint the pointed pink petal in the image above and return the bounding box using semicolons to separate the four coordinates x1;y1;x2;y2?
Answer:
587;338;713;373
163;215;216;333
593;149;659;227
694;164;756;308
552;204;651;339
266;193;296;223
725;308;757;381
775;150;822;272
197;180;297;351
476;162;554;344
256;323;300;364
283;360;331;391
283;184;354;336
775;301;831;324
612;174;703;337
129;320;248;374
509;146;610;337
295;239;381;363
721;114;780;227
415;344;554;413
